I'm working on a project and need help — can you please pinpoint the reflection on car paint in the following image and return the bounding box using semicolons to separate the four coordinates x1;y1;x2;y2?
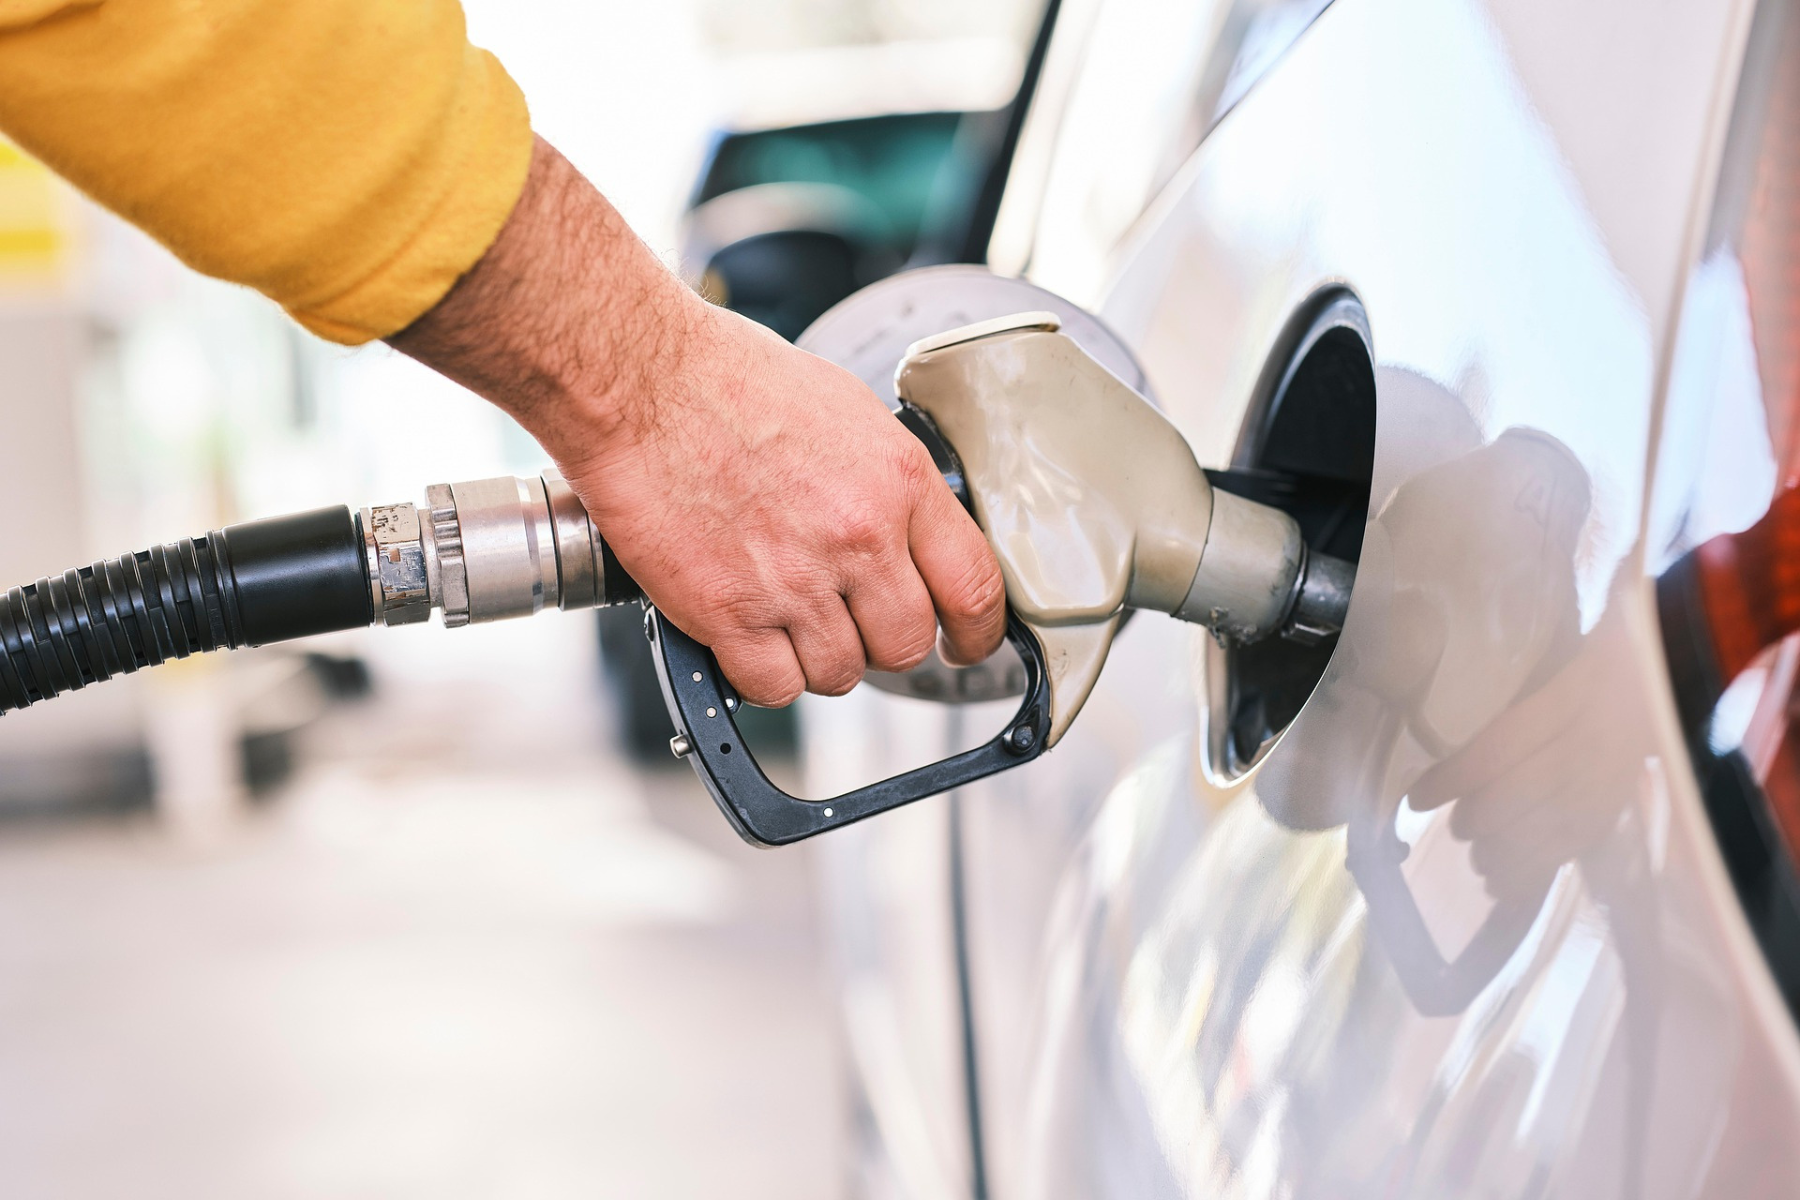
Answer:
818;0;1800;1194
1020;0;1797;1193
1016;366;1735;1195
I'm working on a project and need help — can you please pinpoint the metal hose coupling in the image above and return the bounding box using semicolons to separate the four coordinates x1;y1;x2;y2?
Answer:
362;471;642;629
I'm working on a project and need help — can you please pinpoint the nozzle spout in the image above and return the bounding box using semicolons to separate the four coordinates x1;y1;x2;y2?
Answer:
896;314;1354;745
1285;547;1356;644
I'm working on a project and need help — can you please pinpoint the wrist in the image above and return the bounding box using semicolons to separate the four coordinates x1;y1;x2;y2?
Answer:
521;280;710;478
388;135;708;471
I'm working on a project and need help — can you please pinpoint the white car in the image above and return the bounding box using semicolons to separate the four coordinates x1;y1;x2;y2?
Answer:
781;0;1800;1195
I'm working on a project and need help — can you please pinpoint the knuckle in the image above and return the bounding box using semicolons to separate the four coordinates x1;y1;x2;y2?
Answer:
816;672;864;698
791;601;866;697
812;674;861;699
740;672;804;709
695;583;778;643
891;441;935;493
832;500;890;557
806;647;866;697
713;639;803;709
944;555;1005;624
868;614;938;674
871;642;933;676
764;682;806;708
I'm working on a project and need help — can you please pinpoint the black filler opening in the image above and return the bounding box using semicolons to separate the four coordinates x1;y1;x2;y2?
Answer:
1205;290;1377;778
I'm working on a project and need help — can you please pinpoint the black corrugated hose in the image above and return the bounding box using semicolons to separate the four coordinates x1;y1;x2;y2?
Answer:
0;507;373;714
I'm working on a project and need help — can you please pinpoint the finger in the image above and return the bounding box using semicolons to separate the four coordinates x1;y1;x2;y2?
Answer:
1447;741;1591;845
844;561;938;674
1468;835;1559;902
1409;691;1578;809
711;628;807;708
1448;757;1561;843
909;484;1005;667
1409;648;1595;808
787;597;868;697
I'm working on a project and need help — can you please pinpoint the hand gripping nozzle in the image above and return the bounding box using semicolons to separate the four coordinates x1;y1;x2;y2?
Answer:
0;319;1349;850
649;312;1353;846
340;315;1354;848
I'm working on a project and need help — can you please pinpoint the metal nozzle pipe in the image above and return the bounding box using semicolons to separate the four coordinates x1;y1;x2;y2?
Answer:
1283;547;1356;645
1170;488;1355;647
0;458;1345;722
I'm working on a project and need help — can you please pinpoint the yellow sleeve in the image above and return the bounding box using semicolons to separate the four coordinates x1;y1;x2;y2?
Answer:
0;0;533;344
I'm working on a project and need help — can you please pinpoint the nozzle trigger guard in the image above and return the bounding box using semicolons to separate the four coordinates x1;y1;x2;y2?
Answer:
646;608;1050;847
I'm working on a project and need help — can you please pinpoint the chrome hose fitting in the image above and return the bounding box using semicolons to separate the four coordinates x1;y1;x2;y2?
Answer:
361;470;641;629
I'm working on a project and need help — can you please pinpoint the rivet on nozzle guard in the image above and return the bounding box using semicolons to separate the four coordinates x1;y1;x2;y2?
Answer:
896;311;1354;749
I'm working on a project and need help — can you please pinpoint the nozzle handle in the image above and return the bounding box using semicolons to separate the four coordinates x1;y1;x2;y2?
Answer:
647;607;1050;846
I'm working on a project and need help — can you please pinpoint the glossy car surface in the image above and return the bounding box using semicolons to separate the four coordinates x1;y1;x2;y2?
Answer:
802;0;1800;1195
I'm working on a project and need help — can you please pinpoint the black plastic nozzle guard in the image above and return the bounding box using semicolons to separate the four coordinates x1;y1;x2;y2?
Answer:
646;607;1050;847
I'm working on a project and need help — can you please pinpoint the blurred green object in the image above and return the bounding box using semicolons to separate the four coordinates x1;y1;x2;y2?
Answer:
681;110;1008;341
695;112;969;253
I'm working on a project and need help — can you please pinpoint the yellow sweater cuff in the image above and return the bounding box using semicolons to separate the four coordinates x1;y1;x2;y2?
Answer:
287;50;532;344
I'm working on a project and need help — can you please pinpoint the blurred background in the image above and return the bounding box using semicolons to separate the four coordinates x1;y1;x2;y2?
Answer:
0;0;1041;1195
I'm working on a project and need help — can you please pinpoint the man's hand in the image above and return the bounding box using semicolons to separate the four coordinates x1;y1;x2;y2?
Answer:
389;137;1006;705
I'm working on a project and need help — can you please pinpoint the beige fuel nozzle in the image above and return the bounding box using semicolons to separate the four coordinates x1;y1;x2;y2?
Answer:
897;313;1350;747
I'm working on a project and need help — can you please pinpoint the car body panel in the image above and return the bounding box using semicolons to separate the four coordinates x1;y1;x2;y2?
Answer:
807;0;1800;1195
808;693;982;1199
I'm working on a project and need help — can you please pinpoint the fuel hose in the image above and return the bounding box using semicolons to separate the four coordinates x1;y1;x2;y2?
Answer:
0;473;642;716
0;507;370;714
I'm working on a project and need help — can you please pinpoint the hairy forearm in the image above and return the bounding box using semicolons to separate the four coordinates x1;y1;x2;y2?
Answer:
387;135;699;458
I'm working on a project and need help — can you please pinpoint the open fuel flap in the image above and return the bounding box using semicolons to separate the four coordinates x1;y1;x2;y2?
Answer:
1203;290;1378;779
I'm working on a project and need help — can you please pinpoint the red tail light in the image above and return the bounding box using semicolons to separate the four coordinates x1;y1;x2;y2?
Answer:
1687;487;1800;688
1656;0;1800;1013
1667;487;1800;863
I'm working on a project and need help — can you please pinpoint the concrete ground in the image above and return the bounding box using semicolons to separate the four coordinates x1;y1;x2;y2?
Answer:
0;619;842;1199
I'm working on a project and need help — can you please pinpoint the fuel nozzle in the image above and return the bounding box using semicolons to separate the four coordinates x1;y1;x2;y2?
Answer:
896;312;1353;746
